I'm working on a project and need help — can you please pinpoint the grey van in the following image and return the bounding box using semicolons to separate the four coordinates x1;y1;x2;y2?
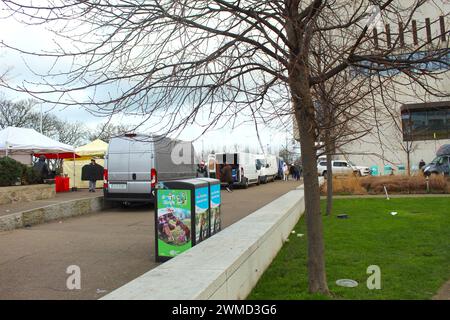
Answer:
104;134;196;203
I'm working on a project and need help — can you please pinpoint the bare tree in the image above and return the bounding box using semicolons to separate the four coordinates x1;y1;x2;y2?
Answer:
2;0;448;295
0;96;38;129
0;95;87;146
89;122;131;142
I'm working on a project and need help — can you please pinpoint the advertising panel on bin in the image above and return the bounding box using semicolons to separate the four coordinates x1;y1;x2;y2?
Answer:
156;189;192;258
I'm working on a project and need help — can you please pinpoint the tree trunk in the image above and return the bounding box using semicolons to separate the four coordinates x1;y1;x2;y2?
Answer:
291;76;330;295
325;131;333;216
284;2;329;294
407;150;411;177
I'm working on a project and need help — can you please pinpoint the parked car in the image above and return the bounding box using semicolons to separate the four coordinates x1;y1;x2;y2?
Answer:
348;162;371;176
104;133;196;203
317;160;356;177
256;154;278;183
423;144;450;176
210;152;261;188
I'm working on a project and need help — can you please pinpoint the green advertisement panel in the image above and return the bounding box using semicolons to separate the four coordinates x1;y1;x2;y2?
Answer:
195;186;209;244
210;183;221;235
156;189;192;258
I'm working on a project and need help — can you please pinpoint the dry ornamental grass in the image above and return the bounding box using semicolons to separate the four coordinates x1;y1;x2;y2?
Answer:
321;174;448;195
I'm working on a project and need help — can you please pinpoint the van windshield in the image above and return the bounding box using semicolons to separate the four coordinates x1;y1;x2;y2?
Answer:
430;156;440;164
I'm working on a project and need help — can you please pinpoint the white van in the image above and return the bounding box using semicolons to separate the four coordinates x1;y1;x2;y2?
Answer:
256;154;278;183
208;152;261;188
104;134;196;203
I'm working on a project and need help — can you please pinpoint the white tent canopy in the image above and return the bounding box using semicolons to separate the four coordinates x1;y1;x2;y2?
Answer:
0;126;75;154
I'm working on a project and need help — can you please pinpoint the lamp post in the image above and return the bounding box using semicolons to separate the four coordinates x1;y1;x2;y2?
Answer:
40;103;43;134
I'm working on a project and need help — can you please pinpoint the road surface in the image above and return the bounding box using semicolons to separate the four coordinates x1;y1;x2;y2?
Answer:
0;180;301;300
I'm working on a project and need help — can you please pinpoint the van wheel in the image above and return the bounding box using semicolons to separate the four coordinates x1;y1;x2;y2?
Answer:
322;171;327;178
243;178;249;189
256;177;261;185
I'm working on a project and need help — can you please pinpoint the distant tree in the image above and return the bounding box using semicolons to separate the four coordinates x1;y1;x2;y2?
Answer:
0;96;38;129
0;95;87;146
89;122;131;142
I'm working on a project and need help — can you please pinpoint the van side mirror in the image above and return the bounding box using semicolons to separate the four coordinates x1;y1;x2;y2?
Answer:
266;164;269;168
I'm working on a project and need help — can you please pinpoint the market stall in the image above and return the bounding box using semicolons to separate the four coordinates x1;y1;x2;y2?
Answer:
63;139;108;189
0;126;76;165
0;127;77;191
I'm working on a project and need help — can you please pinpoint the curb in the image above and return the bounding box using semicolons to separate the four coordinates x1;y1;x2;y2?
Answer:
0;196;109;232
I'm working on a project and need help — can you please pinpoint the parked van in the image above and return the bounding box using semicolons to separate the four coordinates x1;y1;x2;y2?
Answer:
423;144;450;176
275;157;285;180
209;152;261;188
256;154;278;183
104;134;196;203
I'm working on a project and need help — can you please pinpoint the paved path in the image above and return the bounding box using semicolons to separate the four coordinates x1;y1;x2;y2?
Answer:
0;180;301;300
0;189;100;217
320;193;450;200
433;280;450;300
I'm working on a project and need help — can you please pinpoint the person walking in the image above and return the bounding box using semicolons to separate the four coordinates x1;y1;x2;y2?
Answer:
289;164;295;180
88;159;98;192
196;160;208;177
419;159;426;170
221;161;233;192
294;165;300;181
282;162;288;181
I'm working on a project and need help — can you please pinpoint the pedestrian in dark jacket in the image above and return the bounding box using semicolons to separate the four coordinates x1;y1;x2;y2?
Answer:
294;165;300;181
289;164;295;180
419;159;426;170
196;160;208;177
221;162;233;192
33;155;50;183
88;159;98;192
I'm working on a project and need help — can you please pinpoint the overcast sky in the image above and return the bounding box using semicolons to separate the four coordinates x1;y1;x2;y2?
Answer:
0;5;298;156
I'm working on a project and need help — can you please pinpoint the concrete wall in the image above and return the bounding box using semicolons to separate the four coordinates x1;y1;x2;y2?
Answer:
0;184;55;205
101;184;307;300
0;196;107;232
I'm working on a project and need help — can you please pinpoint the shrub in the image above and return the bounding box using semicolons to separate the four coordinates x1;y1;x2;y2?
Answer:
22;165;42;185
321;176;367;195
0;156;24;186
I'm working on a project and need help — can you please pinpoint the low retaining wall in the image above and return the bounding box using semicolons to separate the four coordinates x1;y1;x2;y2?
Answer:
0;184;55;205
101;186;306;300
0;196;107;232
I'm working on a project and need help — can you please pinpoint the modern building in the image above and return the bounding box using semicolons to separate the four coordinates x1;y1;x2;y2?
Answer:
296;2;450;175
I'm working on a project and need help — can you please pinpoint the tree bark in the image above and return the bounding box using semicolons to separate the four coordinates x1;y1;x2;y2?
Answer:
291;70;330;295
284;0;329;295
407;149;411;177
325;130;333;216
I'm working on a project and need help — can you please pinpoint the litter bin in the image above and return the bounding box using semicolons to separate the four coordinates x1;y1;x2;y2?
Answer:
370;166;379;176
196;178;222;236
383;165;393;175
155;179;210;262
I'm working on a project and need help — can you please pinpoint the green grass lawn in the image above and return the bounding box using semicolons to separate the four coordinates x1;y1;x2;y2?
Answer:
248;197;450;300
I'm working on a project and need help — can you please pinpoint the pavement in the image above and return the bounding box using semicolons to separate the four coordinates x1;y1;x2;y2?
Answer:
0;189;101;217
0;180;301;300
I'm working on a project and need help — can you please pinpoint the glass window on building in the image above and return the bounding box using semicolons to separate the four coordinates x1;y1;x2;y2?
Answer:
402;104;450;141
